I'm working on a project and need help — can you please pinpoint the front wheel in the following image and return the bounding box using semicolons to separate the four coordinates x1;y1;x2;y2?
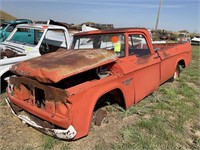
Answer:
92;108;109;126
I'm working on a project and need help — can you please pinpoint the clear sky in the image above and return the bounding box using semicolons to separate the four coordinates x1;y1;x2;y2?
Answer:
0;0;199;33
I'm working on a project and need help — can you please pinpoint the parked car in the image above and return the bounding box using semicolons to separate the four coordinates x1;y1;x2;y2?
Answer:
148;30;166;44
0;19;32;42
5;28;191;140
159;32;176;41
177;33;191;43
159;33;169;40
191;36;200;45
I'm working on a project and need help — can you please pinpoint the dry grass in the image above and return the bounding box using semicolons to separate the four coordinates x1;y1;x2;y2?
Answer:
0;10;16;21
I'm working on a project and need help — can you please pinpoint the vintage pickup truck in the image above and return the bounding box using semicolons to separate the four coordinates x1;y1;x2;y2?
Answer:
0;22;72;93
5;28;192;140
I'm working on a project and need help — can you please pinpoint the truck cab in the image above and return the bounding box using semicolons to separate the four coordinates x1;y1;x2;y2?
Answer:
0;19;32;42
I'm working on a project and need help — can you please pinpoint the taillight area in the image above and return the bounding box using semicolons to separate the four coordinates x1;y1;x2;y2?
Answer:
7;76;70;117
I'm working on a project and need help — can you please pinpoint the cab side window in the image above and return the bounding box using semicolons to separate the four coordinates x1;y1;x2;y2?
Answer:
44;29;67;48
128;34;150;57
39;29;67;55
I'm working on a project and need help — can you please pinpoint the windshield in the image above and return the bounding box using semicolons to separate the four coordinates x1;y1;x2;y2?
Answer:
7;27;44;46
72;33;125;57
0;23;8;30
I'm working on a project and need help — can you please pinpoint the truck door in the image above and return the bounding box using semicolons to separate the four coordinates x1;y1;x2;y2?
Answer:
11;28;34;44
126;33;161;104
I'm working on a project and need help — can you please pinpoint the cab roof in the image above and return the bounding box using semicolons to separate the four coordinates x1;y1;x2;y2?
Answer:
16;23;67;30
74;27;148;36
2;19;32;25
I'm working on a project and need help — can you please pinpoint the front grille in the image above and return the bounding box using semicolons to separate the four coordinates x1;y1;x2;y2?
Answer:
9;76;71;114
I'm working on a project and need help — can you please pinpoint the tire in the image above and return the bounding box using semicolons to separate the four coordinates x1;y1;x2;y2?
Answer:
92;108;109;126
169;65;181;82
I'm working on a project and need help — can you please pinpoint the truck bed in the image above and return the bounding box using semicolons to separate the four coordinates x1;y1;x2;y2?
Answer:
153;43;187;51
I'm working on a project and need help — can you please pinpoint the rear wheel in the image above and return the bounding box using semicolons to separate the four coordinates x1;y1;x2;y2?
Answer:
169;65;181;82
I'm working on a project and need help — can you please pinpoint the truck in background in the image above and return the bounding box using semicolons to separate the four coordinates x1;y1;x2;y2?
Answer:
0;22;72;93
177;33;191;43
191;35;200;45
0;19;32;42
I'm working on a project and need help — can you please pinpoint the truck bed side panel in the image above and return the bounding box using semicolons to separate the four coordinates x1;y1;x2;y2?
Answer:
158;43;192;83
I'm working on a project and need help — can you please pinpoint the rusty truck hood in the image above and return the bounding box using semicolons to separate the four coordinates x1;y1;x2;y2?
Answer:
10;49;118;83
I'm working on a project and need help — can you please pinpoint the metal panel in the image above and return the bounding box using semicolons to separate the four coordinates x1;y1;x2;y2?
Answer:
10;48;118;83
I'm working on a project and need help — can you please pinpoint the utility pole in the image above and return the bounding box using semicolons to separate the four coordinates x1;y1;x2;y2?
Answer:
155;0;162;30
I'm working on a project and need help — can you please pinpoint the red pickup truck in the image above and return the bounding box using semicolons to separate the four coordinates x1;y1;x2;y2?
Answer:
5;28;192;140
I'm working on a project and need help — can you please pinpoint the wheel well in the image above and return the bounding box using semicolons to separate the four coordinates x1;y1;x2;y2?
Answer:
94;89;125;111
178;59;185;68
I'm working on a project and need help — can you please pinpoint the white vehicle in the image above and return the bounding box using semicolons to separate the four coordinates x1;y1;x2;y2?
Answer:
148;29;166;44
177;33;191;42
0;23;72;92
191;36;200;45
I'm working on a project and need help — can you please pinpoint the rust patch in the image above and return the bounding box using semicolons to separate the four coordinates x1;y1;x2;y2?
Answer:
10;76;70;104
10;49;118;83
0;49;25;59
136;55;151;64
162;51;171;58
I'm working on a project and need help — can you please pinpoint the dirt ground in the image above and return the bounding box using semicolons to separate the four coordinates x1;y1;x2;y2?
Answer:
0;93;140;150
0;105;43;149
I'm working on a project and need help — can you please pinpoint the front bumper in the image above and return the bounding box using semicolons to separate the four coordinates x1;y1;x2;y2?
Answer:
5;97;77;140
